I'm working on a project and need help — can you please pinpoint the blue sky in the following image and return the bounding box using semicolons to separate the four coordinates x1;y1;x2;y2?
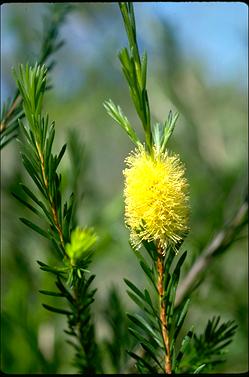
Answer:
146;2;248;86
1;2;248;102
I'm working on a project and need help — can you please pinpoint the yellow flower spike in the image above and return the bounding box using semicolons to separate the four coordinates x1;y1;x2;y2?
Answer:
123;145;190;251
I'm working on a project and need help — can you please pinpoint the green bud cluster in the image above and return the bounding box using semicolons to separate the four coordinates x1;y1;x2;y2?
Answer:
66;227;97;265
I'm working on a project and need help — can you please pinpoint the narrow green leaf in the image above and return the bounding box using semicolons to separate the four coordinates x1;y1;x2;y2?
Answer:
128;325;162;349
51;238;65;259
0;133;18;149
193;364;206;374
139;260;156;290
104;99;140;146
83;274;96;292
21;155;46;197
165;251;187;297
63;194;74;242
56;278;75;305
173;250;187;278
12;192;41;216
45;122;55;163
1;117;20;136
175;327;194;367
124;278;145;301
39;290;63;297
37;260;69;275
128;327;160;361
166;285;177;331
21;151;40;177
55;143;67;170
165;246;175;271
66;340;81;352
173;298;190;343
127;313;157;340
140;342;164;372
20;217;50;239
142;239;157;260
41;114;49;150
42;303;72;315
20;183;52;222
144;289;153;308
211;339;233;354
127;351;157;373
79;297;95;314
127;290;146;311
141;52;147;89
161;112;179;151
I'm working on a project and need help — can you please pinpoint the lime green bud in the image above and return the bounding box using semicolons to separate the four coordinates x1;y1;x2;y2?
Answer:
65;227;97;265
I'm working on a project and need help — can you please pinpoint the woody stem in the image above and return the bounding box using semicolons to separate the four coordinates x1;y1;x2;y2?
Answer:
157;245;171;374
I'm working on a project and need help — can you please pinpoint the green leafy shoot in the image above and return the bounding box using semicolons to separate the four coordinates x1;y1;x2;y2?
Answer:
176;316;238;373
118;3;151;145
13;63;101;373
104;2;152;152
124;242;191;373
103;99;141;147
105;3;180;155
153;111;179;153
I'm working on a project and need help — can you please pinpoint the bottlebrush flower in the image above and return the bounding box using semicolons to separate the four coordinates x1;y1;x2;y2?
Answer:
123;146;189;250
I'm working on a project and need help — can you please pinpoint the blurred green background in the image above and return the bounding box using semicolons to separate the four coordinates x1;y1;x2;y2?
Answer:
1;2;248;373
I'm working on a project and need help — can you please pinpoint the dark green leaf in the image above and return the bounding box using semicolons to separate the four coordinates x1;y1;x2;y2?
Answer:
20;217;51;239
173;298;190;342
139;260;157;290
142;239;157;261
127;351;157;373
126;291;150;314
175;327;194;367
42;303;72;315
39;290;63;297
124;278;145;302
127;313;157;340
55;143;67;170
56;279;75;305
12;192;41;216
37;260;69;275
140;342;164;372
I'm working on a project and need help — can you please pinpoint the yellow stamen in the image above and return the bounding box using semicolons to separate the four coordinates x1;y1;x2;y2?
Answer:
123;145;189;250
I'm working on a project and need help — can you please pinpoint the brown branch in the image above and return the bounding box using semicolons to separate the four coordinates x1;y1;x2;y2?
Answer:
157;245;171;374
175;197;248;307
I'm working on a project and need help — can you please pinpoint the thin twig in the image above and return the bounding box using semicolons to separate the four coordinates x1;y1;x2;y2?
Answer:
157;245;171;374
175;197;248;307
0;94;21;132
